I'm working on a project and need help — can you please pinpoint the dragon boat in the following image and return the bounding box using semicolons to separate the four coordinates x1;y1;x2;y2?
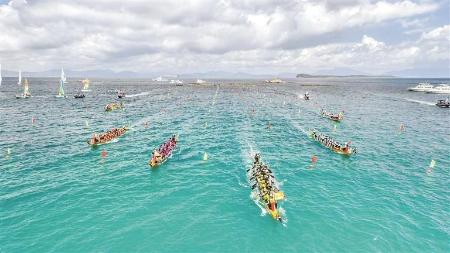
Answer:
86;126;129;146
105;102;124;111
309;129;356;155
319;109;344;121
248;153;285;222
149;135;178;167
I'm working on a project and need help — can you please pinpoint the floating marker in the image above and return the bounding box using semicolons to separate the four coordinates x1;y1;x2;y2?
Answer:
85;120;89;127
268;122;272;129
6;148;11;159
204;122;208;129
203;152;208;161
101;150;107;163
398;124;404;135
310;155;317;169
145;121;148;128
332;124;337;133
430;159;436;168
31;118;35;124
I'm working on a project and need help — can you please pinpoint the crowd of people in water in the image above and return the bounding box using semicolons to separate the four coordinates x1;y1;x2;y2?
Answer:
319;109;344;120
87;126;127;145
150;135;178;165
249;153;284;221
104;102;124;111
311;130;356;155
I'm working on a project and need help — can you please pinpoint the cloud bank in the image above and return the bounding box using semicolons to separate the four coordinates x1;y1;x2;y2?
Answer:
0;0;448;75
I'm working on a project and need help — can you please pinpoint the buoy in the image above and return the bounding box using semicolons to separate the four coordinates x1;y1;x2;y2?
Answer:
85;120;89;127
101;150;106;163
145;121;148;128
311;155;317;169
6;148;10;159
31;118;36;124
398;124;404;135
268;122;272;129
332;124;337;133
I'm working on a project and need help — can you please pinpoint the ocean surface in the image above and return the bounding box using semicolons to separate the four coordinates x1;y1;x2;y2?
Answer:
0;77;449;252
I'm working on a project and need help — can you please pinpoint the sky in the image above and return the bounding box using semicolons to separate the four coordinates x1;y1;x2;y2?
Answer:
0;0;449;75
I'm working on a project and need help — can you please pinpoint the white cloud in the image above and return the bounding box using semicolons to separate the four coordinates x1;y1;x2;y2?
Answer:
0;0;447;74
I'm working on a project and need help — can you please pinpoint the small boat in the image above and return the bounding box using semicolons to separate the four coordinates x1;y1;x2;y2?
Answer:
152;76;169;82
304;93;310;100
264;77;283;83
61;68;68;84
426;84;450;94
107;88;121;94
319;109;344;121
149;135;178;167
248;153;285;222
15;78;31;99
105;102;124;111
74;93;85;98
81;78;91;92
55;79;67;98
17;70;21;85
118;91;126;98
195;79;205;84
436;99;450;108
170;79;183;86
407;82;434;92
309;129;356;155
86;126;129;146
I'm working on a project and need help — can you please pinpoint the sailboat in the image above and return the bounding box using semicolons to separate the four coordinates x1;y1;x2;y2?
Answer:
61;68;68;84
55;79;67;98
81;78;91;92
15;78;31;99
17;70;21;85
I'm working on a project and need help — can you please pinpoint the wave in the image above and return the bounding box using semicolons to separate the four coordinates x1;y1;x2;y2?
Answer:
405;98;435;106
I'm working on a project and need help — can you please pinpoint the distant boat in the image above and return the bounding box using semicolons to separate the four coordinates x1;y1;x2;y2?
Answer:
265;77;283;83
74;93;85;98
195;79;205;84
435;98;450;108
61;68;68;84
407;83;434;92
118;91;126;98
15;78;31;99
17;70;21;85
55;79;67;98
170;79;183;86
81;78;91;92
152;76;169;82
426;84;450;94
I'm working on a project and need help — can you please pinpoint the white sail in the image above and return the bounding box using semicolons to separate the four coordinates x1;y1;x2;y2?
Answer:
61;68;67;83
18;70;21;85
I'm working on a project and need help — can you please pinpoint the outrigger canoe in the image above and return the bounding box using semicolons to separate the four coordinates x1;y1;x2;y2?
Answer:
319;108;344;121
309;128;356;155
149;135;178;167
248;153;285;222
105;102;124;111
86;126;129;146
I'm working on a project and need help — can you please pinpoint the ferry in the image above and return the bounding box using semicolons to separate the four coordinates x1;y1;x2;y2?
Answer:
407;83;434;92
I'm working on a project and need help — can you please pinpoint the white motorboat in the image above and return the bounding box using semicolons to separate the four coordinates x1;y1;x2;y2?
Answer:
152;76;169;82
407;82;434;92
426;84;450;94
195;79;205;84
170;79;183;86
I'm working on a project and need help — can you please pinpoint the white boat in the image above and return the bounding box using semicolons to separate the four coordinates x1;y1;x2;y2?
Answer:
265;77;283;83
18;70;21;85
426;84;450;94
152;76;169;82
55;79;67;98
81;78;91;92
61;68;68;84
170;79;183;85
195;79;205;84
407;82;434;92
15;78;31;99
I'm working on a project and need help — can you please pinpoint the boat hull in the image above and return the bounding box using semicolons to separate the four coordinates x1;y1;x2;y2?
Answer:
87;127;129;146
81;89;91;92
55;95;66;98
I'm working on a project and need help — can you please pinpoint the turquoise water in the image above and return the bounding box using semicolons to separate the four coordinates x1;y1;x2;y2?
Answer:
1;77;449;252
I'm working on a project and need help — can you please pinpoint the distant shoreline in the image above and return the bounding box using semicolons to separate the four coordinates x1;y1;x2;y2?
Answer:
296;73;396;78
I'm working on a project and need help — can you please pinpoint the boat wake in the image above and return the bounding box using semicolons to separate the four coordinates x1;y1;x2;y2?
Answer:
405;98;435;106
126;92;149;98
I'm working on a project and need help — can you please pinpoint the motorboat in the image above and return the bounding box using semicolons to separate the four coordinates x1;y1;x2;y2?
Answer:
152;76;169;82
426;84;450;94
265;77;283;83
195;79;205;84
407;83;434;92
118;91;126;98
436;99;450;108
170;79;183;86
74;93;85;98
